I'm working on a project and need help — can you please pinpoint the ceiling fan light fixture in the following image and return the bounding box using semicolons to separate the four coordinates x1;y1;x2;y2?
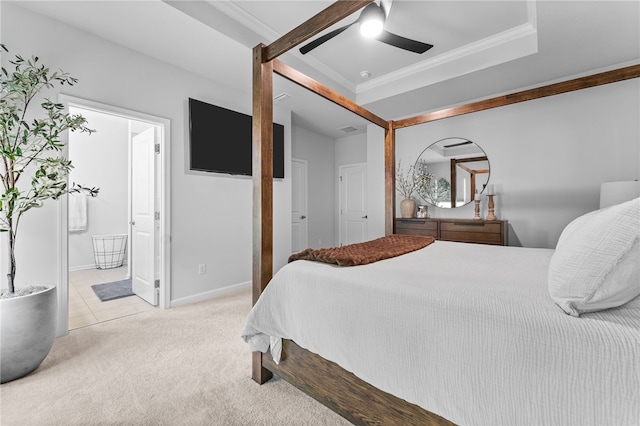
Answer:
299;1;433;55
359;3;385;38
360;19;383;38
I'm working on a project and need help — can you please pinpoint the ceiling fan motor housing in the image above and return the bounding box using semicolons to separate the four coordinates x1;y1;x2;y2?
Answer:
359;3;386;37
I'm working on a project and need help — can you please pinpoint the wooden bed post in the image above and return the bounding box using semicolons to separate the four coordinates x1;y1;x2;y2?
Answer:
450;159;457;208
252;43;274;384
385;121;395;236
250;0;376;388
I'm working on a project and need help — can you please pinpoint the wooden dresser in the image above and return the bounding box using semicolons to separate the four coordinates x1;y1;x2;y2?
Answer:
395;218;508;246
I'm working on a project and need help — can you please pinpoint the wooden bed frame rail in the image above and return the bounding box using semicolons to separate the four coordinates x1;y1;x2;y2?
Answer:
261;340;454;426
251;1;640;423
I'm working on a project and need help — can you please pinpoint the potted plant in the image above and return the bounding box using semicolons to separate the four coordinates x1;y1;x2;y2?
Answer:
0;45;93;383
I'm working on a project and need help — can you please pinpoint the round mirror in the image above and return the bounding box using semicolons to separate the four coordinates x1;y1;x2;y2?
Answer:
413;137;490;208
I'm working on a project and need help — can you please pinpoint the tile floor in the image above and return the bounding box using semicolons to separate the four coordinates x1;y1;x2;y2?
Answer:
68;266;155;330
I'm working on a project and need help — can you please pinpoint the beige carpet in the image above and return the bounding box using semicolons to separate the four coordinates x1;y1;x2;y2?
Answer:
0;287;352;425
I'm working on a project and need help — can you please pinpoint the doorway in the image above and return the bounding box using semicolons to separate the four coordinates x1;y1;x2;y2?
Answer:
58;95;170;334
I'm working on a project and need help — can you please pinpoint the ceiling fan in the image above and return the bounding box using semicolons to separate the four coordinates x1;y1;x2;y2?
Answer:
299;1;433;55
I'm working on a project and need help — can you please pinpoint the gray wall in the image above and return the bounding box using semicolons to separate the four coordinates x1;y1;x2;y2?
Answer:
292;76;639;251
291;126;336;248
300;79;639;250
291;128;369;249
1;3;292;304
392;78;639;248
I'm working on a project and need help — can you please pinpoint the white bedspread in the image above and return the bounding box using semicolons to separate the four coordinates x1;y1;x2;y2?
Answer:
241;241;640;425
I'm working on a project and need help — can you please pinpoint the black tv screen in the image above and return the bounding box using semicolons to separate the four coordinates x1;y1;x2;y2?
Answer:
189;98;284;178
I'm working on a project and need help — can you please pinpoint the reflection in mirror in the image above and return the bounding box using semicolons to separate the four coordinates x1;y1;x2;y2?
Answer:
414;137;490;208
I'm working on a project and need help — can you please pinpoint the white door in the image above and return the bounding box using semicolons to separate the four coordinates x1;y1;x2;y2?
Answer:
131;127;157;305
291;159;308;253
339;163;367;246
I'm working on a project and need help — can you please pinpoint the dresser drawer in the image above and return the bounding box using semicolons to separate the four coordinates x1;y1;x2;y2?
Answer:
440;230;503;245
395;219;438;238
440;221;502;234
395;218;507;245
439;220;505;245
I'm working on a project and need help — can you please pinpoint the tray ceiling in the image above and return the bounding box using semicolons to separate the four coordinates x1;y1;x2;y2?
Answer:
10;1;640;139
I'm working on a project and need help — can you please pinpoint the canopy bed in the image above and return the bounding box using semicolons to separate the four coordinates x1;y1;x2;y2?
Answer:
246;1;640;424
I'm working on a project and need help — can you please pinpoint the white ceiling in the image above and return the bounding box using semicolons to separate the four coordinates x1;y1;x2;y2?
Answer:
12;1;640;139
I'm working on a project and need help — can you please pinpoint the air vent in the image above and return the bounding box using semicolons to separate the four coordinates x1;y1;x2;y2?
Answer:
338;125;358;133
273;93;291;102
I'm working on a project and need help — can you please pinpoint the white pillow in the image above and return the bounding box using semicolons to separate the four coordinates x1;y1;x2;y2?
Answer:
548;197;640;316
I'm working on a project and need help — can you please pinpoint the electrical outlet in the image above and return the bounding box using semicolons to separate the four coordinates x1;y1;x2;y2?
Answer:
198;264;206;275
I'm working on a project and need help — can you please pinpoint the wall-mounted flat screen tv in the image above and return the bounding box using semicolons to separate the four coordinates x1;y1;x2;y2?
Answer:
189;98;284;178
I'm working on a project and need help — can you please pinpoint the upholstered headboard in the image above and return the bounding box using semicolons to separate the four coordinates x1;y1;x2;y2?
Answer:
600;181;640;208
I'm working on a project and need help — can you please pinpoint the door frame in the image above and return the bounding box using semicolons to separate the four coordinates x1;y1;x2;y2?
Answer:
291;158;308;252
57;94;171;336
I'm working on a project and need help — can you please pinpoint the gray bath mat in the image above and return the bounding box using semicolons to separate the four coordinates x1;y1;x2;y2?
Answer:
91;278;134;302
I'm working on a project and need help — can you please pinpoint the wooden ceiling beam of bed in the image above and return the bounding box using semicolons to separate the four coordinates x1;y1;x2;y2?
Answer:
263;0;373;62
273;59;388;128
251;0;640;423
393;63;640;128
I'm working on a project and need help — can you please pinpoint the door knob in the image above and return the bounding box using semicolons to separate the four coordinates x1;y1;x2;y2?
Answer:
301;215;306;219
130;221;136;226
362;215;368;219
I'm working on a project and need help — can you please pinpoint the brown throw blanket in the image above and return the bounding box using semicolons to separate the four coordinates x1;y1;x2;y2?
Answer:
288;234;435;266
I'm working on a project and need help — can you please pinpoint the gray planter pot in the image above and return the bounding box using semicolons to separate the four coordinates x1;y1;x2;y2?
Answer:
1;286;57;383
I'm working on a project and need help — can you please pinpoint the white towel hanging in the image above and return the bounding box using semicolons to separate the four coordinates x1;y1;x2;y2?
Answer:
69;193;87;232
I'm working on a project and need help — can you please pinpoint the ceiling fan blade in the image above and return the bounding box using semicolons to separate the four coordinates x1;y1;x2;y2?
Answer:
444;140;472;148
299;22;356;55
376;30;433;54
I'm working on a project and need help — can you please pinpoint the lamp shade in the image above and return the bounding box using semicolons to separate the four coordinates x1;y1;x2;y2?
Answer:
599;181;640;208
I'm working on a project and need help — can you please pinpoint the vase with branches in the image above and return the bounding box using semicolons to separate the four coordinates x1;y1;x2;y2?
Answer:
396;160;422;218
396;160;419;199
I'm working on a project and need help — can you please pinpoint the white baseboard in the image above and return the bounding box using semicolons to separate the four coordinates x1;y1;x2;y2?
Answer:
69;262;129;272
169;281;251;308
69;264;97;272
